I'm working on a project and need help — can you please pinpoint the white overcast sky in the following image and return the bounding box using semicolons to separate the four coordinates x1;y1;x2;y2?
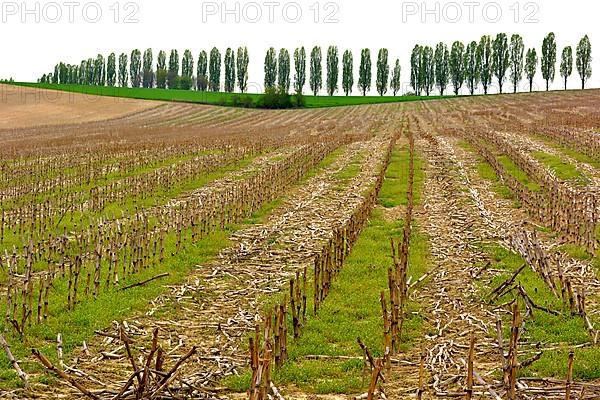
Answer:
1;0;597;94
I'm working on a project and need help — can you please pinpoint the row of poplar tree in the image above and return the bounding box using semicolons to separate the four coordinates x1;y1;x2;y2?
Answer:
40;48;251;93
39;45;400;96
40;34;592;96
410;33;593;96
264;47;402;96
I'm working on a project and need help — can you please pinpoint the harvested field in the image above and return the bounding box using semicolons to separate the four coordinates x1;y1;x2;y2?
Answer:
2;89;600;400
0;84;157;129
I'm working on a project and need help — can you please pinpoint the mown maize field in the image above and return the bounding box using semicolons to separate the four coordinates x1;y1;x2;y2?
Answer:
1;85;600;400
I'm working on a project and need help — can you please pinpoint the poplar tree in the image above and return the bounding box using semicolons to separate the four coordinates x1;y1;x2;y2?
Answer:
560;46;573;90
118;55;128;87
223;48;235;93
410;45;423;95
196;51;208;91
209;47;221;92
167;49;179;89
477;35;493;94
236;47;249;93
464;41;479;95
342;49;354;96
434;43;449;95
79;60;87;84
541;32;557;91
421;46;435;96
390;59;401;96
94;54;106;85
358;48;372;96
107;53;116;87
326;46;339;96
264;47;277;90
492;33;510;93
142;48;154;88
525;48;538;92
294;47;306;94
310;46;323;96
509;34;524;93
181;49;194;89
182;50;194;78
576;35;592;89
376;48;389;96
278;48;291;93
450;41;465;95
156;50;167;89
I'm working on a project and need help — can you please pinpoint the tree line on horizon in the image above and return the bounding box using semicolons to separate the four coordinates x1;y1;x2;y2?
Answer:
40;47;250;94
411;33;592;96
39;33;592;97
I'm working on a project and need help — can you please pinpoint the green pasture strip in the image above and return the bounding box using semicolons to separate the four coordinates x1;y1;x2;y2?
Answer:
483;244;600;380
533;135;600;171
225;145;429;394
532;152;589;185
11;83;455;109
496;155;542;193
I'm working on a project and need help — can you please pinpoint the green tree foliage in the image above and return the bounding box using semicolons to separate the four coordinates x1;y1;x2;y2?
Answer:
264;47;277;90
224;48;236;93
79;60;87;84
94;54;106;85
376;48;389;96
342;49;354;96
477;35;493;94
258;87;293;109
278;48;291;93
177;49;194;90
52;65;59;83
157;50;166;71
525;48;538;92
463;42;479;95
422;46;435;96
410;45;423;95
560;46;573;90
107;53;116;87
294;47;306;95
130;50;142;88
118;53;128;87
310;46;323;96
196;51;208;91
492;33;509;93
326;46;339;96
576;35;592;89
434;43;449;95
236;47;249;93
450;41;465;95
209;47;221;92
390;59;401;96
182;50;194;79
541;32;557;91
142;49;154;88
156;50;167;89
167;50;179;89
509;34;524;93
86;58;94;85
358;48;372;96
